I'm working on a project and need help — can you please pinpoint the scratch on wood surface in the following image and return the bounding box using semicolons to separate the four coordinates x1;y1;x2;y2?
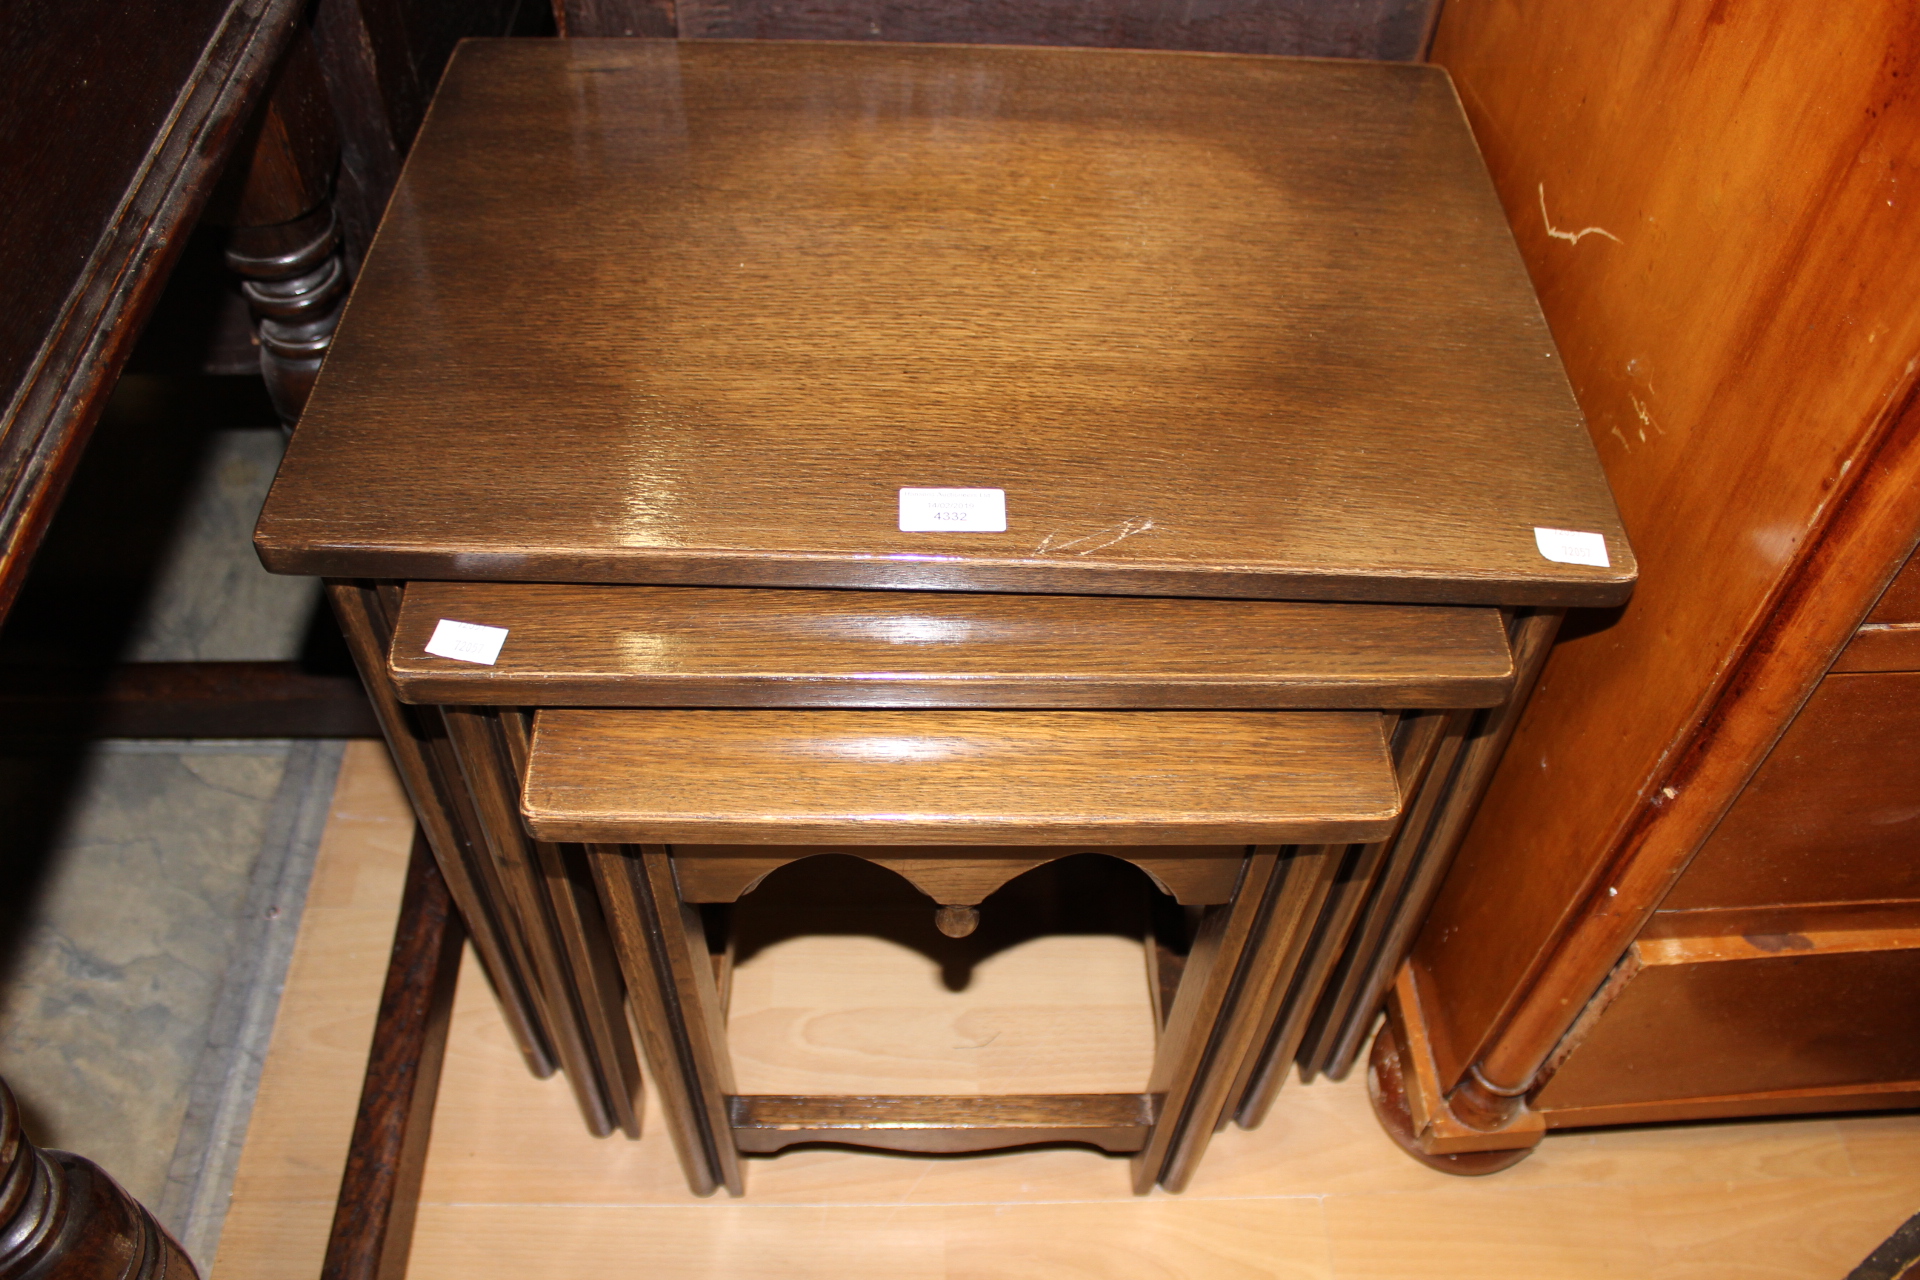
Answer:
1609;425;1631;450
1629;394;1665;439
1539;183;1622;246
1034;517;1160;556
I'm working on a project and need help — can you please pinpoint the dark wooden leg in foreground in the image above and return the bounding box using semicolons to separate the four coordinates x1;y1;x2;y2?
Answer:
321;829;465;1280
0;1077;197;1278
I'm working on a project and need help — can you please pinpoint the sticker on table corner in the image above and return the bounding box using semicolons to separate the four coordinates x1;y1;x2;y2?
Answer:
1533;526;1611;568
424;619;509;666
899;487;1007;533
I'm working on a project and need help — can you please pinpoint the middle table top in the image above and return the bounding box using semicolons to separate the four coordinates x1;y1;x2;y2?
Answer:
256;39;1633;607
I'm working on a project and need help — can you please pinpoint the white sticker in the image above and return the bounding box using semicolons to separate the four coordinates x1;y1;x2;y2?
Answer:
898;487;1007;532
425;619;509;665
1533;527;1611;568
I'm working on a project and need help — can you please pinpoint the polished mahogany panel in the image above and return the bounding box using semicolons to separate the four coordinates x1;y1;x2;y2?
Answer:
522;708;1399;844
1532;932;1920;1111
1660;672;1920;911
389;582;1513;708
1865;545;1920;625
256;40;1631;606
1405;0;1920;1095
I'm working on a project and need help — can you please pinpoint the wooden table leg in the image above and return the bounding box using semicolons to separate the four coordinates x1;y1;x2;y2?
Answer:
494;711;644;1139
1132;844;1342;1192
1309;608;1565;1083
327;580;553;1082
1248;708;1465;1117
588;844;742;1197
321;828;464;1280
442;706;629;1138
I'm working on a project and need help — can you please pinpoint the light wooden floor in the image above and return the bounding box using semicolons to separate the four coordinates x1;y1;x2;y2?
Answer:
215;743;1920;1279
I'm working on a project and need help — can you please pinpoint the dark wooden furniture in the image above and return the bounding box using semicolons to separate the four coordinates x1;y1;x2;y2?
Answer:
0;0;546;747
1360;0;1920;1170
321;832;464;1280
380;577;1553;1191
254;43;1631;607
257;39;1631;1196
0;0;305;622
0;1079;196;1279
555;0;1446;62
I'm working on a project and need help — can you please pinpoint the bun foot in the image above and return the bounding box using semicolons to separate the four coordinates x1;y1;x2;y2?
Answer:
1367;1022;1535;1176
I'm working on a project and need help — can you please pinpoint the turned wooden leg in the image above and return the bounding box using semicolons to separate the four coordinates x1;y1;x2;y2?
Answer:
0;1078;197;1278
212;24;348;422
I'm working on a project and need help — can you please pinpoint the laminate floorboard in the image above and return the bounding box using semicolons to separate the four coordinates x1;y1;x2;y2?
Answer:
214;745;1920;1280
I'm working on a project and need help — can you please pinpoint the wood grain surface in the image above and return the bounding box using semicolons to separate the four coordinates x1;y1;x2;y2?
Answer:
1831;623;1920;673
1532;933;1920;1112
1866;547;1920;624
562;0;1444;63
1404;0;1920;1096
1659;672;1920;911
210;747;1920;1280
320;831;463;1280
671;845;1246;906
390;583;1514;708
523;709;1399;845
256;39;1631;607
2;0;301;618
728;1093;1153;1155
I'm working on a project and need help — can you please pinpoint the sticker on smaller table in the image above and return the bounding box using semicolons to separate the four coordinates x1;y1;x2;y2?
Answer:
425;619;509;665
1532;527;1611;568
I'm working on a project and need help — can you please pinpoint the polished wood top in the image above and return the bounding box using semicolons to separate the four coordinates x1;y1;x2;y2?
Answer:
522;709;1400;844
390;582;1513;708
257;40;1632;607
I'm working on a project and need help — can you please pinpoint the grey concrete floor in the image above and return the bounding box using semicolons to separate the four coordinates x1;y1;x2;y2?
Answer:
0;375;348;1269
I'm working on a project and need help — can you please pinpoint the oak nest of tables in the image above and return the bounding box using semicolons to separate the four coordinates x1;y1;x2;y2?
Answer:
255;38;1632;1196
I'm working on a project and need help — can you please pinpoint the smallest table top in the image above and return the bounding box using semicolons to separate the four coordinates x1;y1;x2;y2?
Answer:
257;39;1633;607
523;708;1401;845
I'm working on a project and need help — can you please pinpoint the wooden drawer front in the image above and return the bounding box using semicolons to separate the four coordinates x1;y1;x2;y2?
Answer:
1837;544;1920;671
1662;672;1920;911
1865;544;1920;624
1532;929;1920;1111
1830;624;1920;673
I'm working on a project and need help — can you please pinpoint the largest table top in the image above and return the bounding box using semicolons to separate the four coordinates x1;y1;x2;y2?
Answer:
256;39;1633;607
